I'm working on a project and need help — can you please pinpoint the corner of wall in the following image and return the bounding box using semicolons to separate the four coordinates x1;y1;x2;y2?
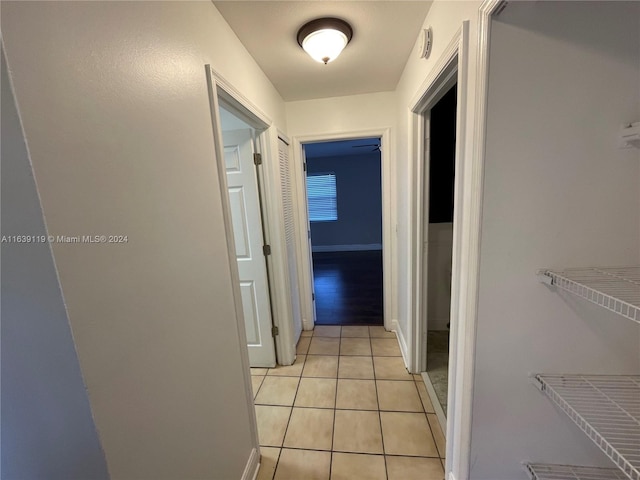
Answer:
242;448;260;480
392;318;411;371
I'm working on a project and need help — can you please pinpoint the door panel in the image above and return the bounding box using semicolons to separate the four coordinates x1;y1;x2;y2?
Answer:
228;187;251;259
223;128;276;367
240;281;259;344
278;138;303;342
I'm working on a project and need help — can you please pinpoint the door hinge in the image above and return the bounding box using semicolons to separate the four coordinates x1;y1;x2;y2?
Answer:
308;230;311;239
312;293;315;301
253;153;262;165
303;162;307;172
271;325;279;337
263;244;271;256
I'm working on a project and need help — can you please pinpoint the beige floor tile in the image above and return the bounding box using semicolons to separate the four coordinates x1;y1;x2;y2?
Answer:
380;412;438;457
255;376;300;406
283;407;334;450
297;337;311;355
308;337;340;355
338;356;375;379
428;414;446;458
333;410;383;454
369;326;396;338
255;406;291;447
314;325;342;337
267;355;306;377
330;452;386;480
302;355;339;378
341;326;370;338
376;380;423;412
371;338;402;357
274;448;331;480
340;338;372;356
373;357;412;380
335;379;378;410
412;374;422;381
295;378;337;408
256;447;280;480
252;368;269;376
252;375;265;399
415;381;435;413
301;329;314;337
385;456;444;480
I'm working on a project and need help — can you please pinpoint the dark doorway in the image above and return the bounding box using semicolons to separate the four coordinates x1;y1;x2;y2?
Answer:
426;84;457;414
304;138;383;326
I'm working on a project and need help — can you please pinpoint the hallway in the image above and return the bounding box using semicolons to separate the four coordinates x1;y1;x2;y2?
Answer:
251;326;445;480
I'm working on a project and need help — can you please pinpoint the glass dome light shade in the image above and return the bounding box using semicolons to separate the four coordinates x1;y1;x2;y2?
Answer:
301;29;348;64
297;18;353;65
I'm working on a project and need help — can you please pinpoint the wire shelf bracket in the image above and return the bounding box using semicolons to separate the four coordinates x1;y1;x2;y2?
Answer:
534;374;640;480
538;266;640;324
525;463;630;480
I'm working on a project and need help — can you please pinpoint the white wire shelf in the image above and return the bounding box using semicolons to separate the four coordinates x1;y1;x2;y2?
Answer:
539;266;640;324
525;463;630;480
534;374;640;480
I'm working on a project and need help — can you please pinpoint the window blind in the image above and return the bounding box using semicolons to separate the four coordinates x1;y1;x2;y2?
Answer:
307;173;337;222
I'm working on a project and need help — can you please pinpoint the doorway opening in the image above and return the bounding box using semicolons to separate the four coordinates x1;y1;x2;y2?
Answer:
304;138;384;326
217;103;277;368
424;84;457;421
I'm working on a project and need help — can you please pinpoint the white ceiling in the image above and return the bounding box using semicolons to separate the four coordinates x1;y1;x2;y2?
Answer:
213;1;433;102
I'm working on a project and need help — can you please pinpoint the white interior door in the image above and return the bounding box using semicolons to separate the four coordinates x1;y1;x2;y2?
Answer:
301;145;317;325
223;128;276;367
278;137;303;343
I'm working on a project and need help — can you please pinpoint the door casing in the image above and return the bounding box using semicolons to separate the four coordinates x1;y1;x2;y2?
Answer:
408;22;465;479
291;128;394;334
206;65;298;371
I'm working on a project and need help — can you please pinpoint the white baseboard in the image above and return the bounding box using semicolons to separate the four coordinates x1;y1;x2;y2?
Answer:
302;317;314;330
242;447;260;480
394;320;410;371
312;243;382;253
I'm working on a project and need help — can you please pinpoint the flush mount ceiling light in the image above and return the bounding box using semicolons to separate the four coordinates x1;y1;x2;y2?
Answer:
297;17;353;65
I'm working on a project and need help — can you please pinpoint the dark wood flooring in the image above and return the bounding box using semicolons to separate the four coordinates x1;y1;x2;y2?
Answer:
312;251;383;326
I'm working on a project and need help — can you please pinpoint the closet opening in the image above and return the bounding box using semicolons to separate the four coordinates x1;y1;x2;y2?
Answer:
303;138;384;326
423;84;457;423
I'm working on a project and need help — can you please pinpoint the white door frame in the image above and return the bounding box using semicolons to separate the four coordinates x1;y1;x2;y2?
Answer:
408;24;466;479
291;128;394;332
446;3;502;479
406;1;503;478
205;65;297;367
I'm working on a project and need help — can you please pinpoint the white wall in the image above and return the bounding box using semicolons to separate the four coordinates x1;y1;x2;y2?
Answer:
286;91;397;138
427;223;453;331
286;91;398;328
393;0;480;360
1;46;109;480
470;2;640;478
1;1;286;478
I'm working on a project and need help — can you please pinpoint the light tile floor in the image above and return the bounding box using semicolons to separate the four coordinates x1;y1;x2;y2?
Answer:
251;326;446;480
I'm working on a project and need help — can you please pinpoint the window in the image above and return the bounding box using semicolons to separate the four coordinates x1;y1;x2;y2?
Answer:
307;173;337;222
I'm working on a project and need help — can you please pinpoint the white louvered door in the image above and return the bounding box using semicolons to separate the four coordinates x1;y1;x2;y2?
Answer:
278;137;303;342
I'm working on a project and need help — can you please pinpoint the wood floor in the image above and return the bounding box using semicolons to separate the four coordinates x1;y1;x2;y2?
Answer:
312;251;383;326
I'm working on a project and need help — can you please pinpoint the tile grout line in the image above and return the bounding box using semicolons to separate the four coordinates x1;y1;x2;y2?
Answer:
328;326;344;480
415;376;443;460
369;328;389;480
268;338;308;479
